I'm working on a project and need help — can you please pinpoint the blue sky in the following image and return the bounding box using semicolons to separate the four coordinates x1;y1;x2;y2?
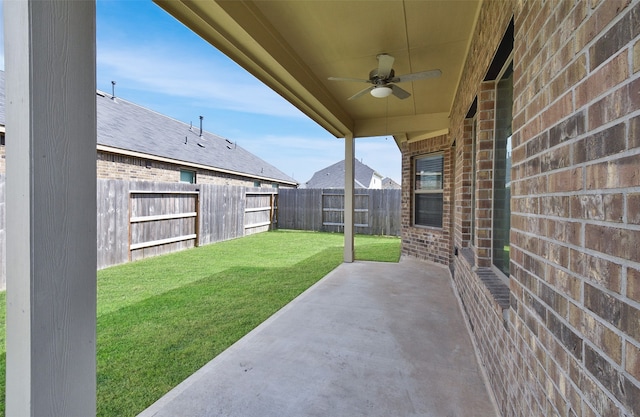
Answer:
1;0;402;184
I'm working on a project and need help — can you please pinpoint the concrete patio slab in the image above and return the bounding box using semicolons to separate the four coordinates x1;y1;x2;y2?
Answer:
138;257;499;417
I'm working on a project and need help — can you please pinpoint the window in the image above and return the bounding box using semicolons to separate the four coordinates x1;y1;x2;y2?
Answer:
253;181;261;187
271;183;279;189
180;169;196;184
492;61;513;276
471;117;477;246
414;153;444;228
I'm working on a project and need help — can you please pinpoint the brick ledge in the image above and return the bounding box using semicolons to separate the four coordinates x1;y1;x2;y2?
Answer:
458;248;510;311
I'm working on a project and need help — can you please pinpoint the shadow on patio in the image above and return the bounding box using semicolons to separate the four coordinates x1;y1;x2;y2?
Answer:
138;258;499;417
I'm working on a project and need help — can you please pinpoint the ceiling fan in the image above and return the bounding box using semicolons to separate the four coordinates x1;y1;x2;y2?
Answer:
328;53;441;100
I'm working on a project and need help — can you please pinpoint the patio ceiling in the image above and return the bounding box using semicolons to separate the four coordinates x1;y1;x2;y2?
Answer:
154;0;481;145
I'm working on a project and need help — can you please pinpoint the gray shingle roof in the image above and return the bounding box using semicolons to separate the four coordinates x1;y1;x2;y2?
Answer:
0;70;296;185
96;91;296;184
305;159;379;189
382;177;401;189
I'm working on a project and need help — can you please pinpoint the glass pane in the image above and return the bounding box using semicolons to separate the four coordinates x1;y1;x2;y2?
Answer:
415;155;443;191
492;62;513;276
415;193;443;228
180;170;194;184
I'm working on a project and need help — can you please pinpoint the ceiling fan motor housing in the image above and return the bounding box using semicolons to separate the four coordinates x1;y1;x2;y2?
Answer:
369;68;395;84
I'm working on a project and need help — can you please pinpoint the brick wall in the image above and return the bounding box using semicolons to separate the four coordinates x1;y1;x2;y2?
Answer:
401;134;451;264
409;0;640;416
453;118;473;251
510;0;640;415
97;150;293;188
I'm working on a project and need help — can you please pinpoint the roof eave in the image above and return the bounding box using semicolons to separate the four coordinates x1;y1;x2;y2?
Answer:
154;0;355;139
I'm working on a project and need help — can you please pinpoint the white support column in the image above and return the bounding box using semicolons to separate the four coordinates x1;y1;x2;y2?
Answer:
344;133;355;263
5;1;97;416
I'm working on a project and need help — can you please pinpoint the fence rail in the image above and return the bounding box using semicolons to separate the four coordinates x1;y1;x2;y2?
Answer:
128;190;200;261
96;180;274;270
244;192;278;234
278;188;401;236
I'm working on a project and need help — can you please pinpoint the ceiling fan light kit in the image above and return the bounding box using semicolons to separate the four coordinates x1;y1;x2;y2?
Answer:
328;53;441;100
370;86;393;98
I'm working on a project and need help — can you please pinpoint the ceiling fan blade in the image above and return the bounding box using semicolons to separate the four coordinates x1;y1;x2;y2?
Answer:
376;54;395;79
392;69;442;83
348;86;375;100
328;76;371;83
390;84;411;99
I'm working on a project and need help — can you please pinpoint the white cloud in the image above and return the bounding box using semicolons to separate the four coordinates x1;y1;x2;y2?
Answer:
97;43;306;119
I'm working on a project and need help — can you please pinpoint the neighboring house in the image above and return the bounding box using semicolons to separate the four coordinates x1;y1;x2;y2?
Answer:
0;70;297;189
381;177;400;189
304;159;383;189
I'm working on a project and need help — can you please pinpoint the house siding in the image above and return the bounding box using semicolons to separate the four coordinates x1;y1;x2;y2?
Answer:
406;0;640;416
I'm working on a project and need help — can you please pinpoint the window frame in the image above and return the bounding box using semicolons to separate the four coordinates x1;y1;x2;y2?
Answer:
471;116;477;248
179;169;196;184
413;152;444;229
491;55;514;280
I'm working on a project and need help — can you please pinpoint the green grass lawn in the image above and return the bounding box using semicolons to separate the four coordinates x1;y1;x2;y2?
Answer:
0;230;400;416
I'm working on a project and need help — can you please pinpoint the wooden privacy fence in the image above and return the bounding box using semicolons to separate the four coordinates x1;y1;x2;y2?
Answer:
0;179;398;289
277;188;401;236
128;190;200;262
244;192;278;235
97;180;277;270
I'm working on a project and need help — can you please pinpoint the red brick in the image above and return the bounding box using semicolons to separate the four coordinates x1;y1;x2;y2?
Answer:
628;193;640;224
588;77;640;129
576;51;629;108
629;267;640;303
582;314;622;364
635;39;640;73
589;0;640;69
586;154;640;189
584;253;622;294
573;123;626;165
630;115;640;149
570;193;623;223
549;168;583;192
541;91;574;134
585;224;640;262
626;341;640;380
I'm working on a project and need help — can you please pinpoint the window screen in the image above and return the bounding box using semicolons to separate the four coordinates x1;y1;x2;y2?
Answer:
414;154;444;228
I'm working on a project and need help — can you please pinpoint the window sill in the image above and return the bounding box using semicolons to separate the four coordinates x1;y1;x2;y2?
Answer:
412;224;444;231
458;248;510;312
475;268;510;311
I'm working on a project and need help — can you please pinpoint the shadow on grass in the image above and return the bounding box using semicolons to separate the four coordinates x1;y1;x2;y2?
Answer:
0;234;400;417
96;246;343;417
